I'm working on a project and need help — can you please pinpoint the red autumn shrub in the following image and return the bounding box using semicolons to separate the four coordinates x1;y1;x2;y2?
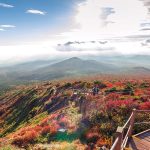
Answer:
134;89;144;96
41;125;57;135
34;125;42;132
58;116;68;125
106;83;113;88
139;102;150;110
106;99;134;110
96;139;107;147
85;132;100;143
23;130;38;142
40;113;58;127
105;93;120;101
114;81;123;87
41;125;51;135
50;125;58;135
12;129;38;147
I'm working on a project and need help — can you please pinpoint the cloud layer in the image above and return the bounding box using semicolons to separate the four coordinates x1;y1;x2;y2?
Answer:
56;40;116;54
0;0;150;64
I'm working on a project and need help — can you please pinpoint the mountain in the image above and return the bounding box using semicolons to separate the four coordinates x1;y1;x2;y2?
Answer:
37;57;117;74
0;59;60;89
18;57;118;80
0;59;60;74
0;56;150;90
126;67;150;75
85;55;150;68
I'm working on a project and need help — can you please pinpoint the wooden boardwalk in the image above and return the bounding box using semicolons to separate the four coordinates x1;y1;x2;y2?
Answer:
110;109;150;150
128;129;150;150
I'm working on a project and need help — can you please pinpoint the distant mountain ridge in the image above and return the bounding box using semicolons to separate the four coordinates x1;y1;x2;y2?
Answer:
0;56;150;88
18;57;118;81
126;67;150;74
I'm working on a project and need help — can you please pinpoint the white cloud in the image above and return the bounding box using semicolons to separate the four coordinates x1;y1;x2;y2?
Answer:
0;28;5;31
56;41;115;52
60;0;148;41
0;25;16;28
0;3;14;8
26;9;46;15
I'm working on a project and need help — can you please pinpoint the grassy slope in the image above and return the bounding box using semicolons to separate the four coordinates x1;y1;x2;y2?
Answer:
0;77;150;149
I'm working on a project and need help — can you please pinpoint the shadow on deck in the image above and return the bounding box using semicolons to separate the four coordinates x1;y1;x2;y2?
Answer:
128;129;150;150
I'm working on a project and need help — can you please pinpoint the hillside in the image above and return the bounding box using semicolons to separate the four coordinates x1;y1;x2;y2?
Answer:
0;77;150;149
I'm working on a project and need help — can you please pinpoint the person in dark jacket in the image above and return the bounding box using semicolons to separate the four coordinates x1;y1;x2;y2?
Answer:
92;86;100;96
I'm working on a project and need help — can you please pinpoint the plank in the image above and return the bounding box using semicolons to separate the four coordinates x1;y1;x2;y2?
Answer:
129;138;150;150
137;131;150;143
138;135;150;142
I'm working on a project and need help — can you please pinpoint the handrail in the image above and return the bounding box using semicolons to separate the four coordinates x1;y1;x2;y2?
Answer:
110;109;150;150
110;137;119;150
121;125;131;148
122;112;133;129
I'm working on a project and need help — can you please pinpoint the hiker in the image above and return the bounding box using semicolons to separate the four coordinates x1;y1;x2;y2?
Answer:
92;86;100;96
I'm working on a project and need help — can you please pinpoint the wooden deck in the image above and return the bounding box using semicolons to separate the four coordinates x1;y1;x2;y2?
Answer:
110;109;150;150
128;129;150;150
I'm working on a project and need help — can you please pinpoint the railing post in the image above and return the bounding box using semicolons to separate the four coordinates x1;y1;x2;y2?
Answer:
115;127;124;150
128;108;136;138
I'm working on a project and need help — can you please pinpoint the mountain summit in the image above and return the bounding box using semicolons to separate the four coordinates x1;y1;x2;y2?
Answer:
32;57;116;80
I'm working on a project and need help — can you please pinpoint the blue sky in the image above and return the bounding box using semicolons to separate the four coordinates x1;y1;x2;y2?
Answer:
0;0;82;43
0;0;150;64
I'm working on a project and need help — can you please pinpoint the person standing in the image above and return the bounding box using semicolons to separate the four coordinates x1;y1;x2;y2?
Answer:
92;86;100;96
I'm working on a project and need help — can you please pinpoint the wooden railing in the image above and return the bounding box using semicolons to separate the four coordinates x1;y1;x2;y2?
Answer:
110;109;150;150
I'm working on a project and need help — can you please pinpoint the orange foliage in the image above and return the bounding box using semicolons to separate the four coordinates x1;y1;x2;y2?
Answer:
12;129;38;147
41;125;57;135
